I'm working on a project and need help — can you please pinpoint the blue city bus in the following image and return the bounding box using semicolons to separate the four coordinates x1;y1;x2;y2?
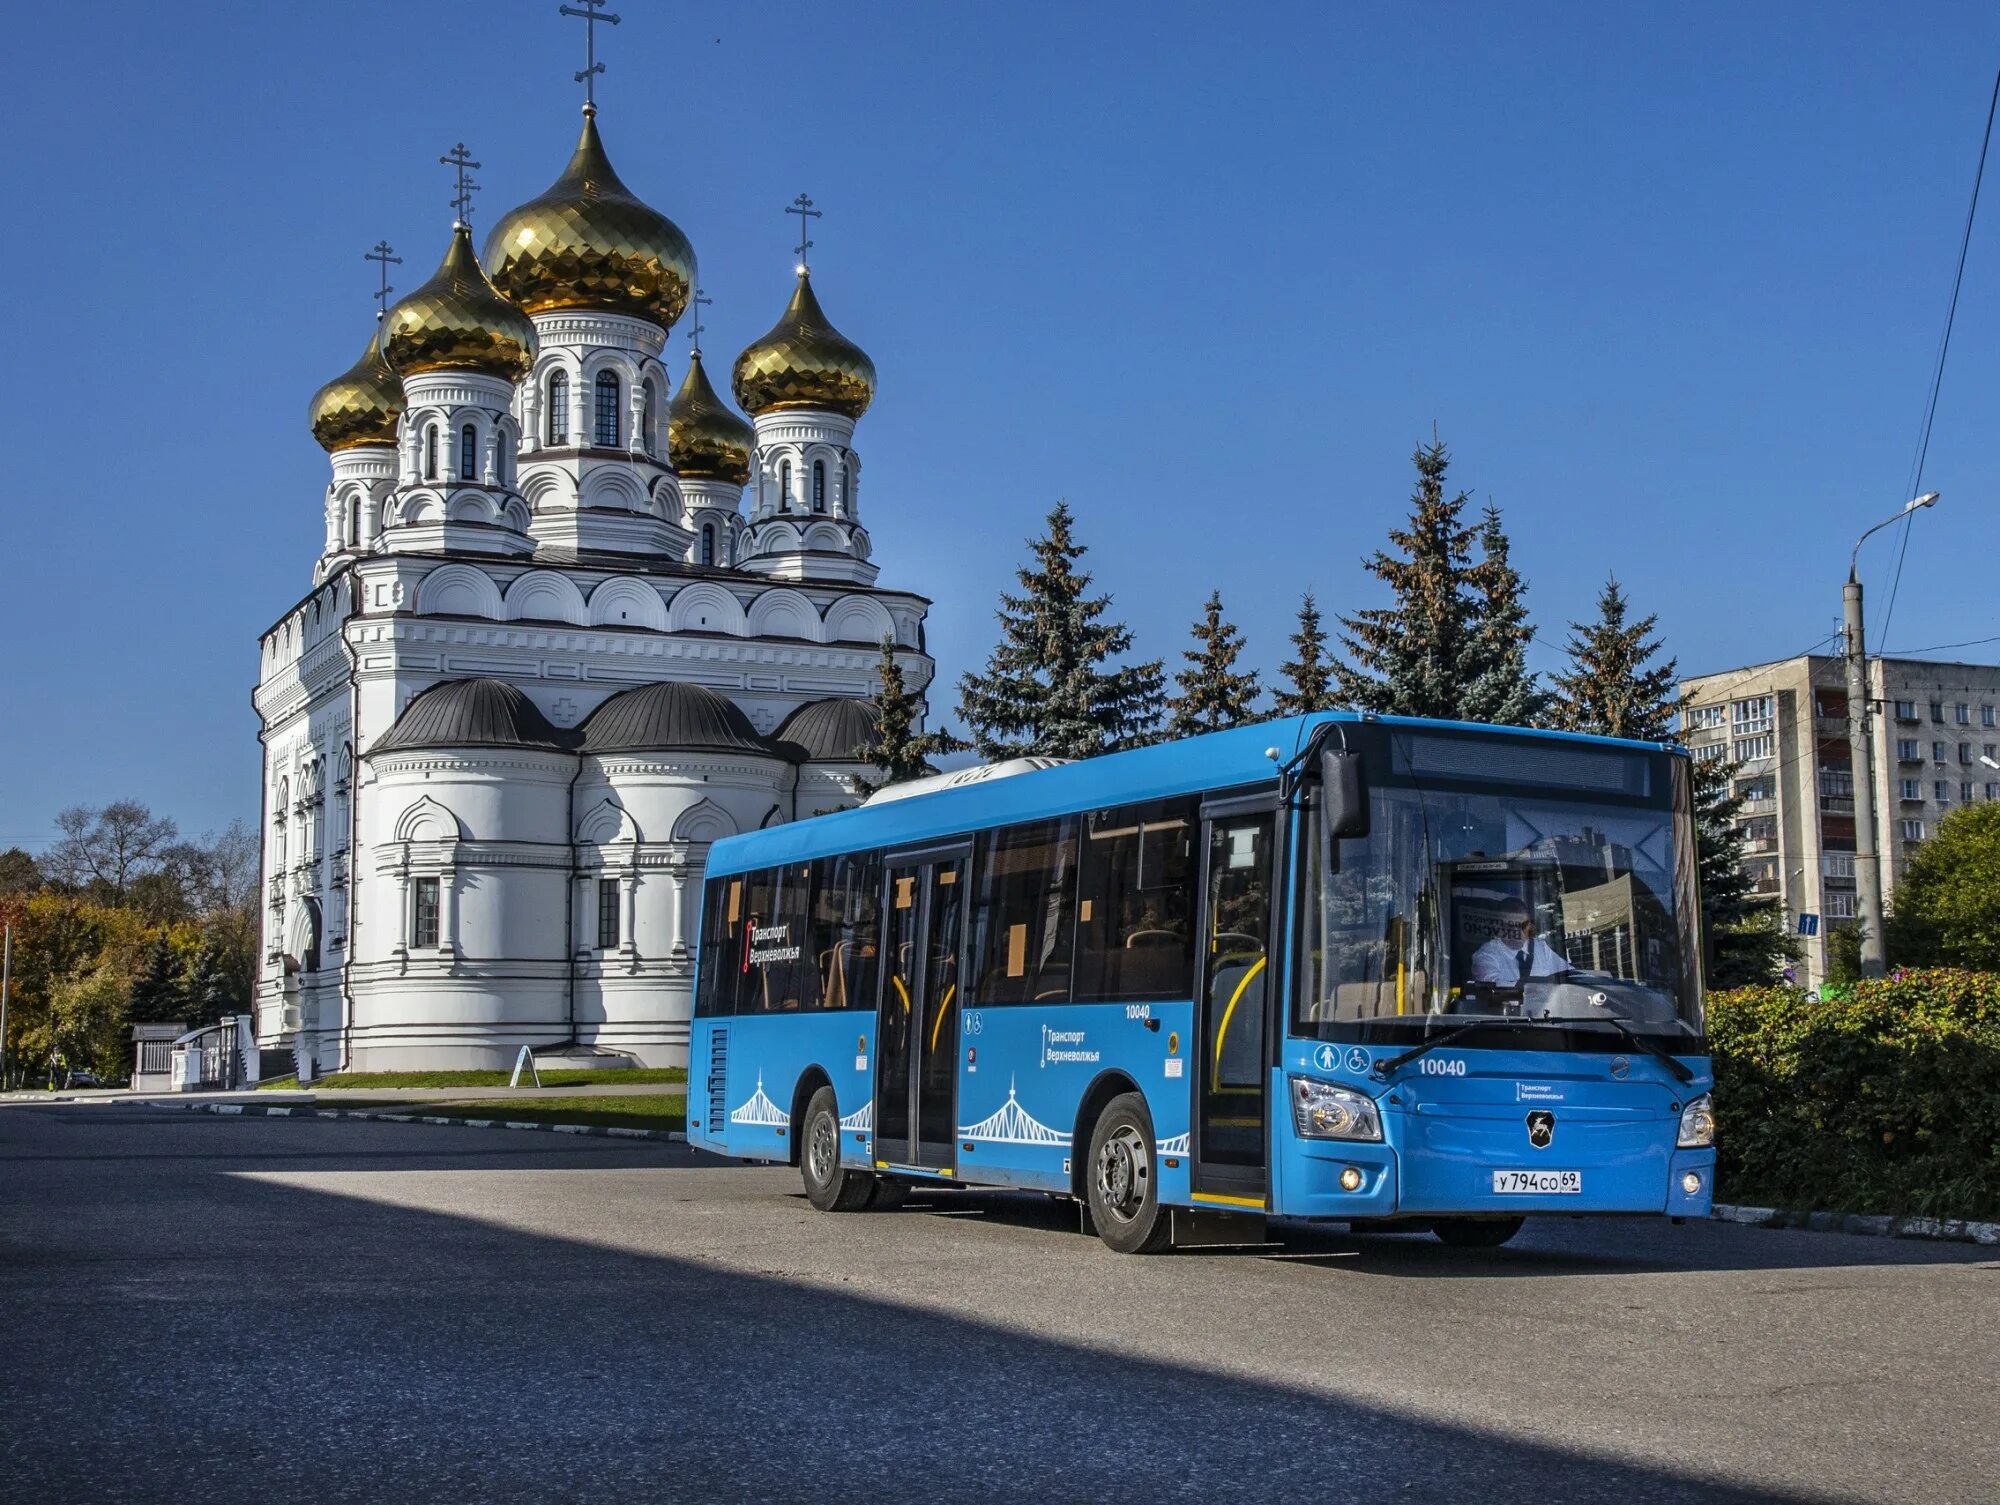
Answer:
686;712;1717;1254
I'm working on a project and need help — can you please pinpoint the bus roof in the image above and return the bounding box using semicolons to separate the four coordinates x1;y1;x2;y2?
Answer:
705;711;1680;877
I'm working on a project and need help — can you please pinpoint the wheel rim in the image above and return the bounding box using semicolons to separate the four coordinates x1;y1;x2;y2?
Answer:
807;1112;837;1186
1094;1123;1150;1224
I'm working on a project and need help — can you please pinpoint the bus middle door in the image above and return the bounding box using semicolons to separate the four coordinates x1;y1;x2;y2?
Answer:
875;847;969;1172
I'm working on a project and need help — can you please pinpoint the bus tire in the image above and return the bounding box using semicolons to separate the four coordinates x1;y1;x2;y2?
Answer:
1431;1216;1525;1248
801;1087;873;1212
1085;1093;1172;1254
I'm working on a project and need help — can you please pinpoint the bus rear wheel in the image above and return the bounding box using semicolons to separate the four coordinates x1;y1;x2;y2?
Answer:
1086;1093;1172;1254
801;1087;874;1212
1431;1216;1525;1248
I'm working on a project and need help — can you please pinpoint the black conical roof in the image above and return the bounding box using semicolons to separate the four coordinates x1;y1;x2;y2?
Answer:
774;697;879;762
371;679;568;754
576;681;772;756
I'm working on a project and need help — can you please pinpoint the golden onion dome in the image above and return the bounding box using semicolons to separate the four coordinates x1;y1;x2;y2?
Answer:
482;111;695;329
731;270;876;419
382;224;538;381
668;348;754;485
308;322;403;452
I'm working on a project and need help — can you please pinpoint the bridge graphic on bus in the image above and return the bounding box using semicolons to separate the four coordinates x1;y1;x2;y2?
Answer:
1155;1132;1190;1156
839;1100;873;1132
729;1073;789;1127
958;1079;1071;1146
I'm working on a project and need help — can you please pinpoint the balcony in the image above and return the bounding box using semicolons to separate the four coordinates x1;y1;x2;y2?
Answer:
1818;795;1855;814
1738;796;1777;816
1814;716;1848;738
1741;836;1778;855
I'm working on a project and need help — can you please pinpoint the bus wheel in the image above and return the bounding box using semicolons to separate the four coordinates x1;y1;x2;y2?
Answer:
801;1087;873;1212
1431;1216;1524;1248
1086;1094;1171;1254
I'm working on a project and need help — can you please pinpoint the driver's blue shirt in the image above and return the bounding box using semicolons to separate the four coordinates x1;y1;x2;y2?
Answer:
1469;935;1570;983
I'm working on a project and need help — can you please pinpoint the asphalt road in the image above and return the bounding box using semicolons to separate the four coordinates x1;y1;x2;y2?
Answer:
1;1104;1992;1505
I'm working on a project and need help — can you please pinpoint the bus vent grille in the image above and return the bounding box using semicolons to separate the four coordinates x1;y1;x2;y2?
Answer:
707;1028;728;1129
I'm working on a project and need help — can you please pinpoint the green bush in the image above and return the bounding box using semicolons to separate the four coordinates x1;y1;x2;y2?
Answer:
1707;969;2000;1220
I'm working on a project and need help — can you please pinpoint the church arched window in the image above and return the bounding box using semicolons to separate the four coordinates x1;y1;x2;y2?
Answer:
642;379;658;455
812;460;826;513
700;523;715;567
496;438;510;488
779;460;792;511
594;371;620;447
843;460;854;511
348;494;361;546
547;371;569;444
423;425;438;479
459;425;477;481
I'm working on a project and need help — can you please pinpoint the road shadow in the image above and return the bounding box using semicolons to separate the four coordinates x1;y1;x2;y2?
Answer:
0;1106;1871;1504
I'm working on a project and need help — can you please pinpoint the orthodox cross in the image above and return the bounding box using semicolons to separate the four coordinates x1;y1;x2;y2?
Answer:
440;143;481;225
687;287;712;352
559;0;620;110
364;241;401;318
786;193;821;271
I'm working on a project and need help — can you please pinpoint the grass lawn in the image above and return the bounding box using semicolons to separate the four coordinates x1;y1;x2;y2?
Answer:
259;1067;687;1090
446;1093;686;1131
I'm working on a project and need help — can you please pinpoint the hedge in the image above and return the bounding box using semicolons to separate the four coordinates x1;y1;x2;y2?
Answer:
1707;969;2000;1221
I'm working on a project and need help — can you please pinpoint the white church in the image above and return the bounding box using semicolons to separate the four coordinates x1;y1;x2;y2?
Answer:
254;77;933;1075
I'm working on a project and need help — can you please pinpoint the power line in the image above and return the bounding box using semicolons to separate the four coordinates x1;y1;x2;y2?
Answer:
1879;62;2000;647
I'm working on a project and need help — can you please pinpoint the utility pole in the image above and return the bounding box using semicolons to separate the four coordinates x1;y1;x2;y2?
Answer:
1847;492;1941;978
1843;581;1886;978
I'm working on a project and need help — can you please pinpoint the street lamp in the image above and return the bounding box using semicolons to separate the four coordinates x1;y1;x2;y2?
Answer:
1845;491;1942;978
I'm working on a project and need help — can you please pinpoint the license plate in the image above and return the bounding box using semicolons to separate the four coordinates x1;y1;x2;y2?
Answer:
1492;1169;1581;1194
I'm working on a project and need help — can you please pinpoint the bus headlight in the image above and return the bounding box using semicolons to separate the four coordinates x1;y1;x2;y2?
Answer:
1677;1093;1716;1148
1291;1078;1383;1141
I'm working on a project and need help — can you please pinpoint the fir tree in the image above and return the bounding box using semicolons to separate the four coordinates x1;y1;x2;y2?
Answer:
859;637;966;790
1460;504;1542;726
1272;591;1337;715
128;935;186;1026
957;501;1165;758
1167;591;1262;736
182;941;239;1030
1546;575;1792;986
1332;438;1482;717
1546;576;1677;740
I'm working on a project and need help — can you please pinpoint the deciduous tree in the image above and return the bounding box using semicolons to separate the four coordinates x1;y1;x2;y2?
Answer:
1886;802;2000;968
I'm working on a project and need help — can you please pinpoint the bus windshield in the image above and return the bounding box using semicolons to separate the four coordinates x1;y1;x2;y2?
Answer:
1297;730;1702;1041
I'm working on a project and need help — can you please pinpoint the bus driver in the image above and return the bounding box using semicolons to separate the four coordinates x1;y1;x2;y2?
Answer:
1469;899;1570;985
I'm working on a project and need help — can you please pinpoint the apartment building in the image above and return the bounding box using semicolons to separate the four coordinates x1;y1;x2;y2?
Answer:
1679;654;2000;990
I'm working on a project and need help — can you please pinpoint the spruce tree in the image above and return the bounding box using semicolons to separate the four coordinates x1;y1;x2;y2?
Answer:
957;501;1165;758
1167;591;1262;736
1332;438;1482;717
128;935;186;1026
860;637;966;789
1272;591;1337;715
1460;504;1542;726
1546;576;1677;739
1546;575;1792;986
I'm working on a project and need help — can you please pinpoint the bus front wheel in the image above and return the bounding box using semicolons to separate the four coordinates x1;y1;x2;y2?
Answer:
801;1087;874;1212
1086;1094;1172;1254
1431;1216;1525;1248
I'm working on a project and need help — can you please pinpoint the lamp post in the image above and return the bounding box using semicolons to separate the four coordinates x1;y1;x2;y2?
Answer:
1846;491;1940;977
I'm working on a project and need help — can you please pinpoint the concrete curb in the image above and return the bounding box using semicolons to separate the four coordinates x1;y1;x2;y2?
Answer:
1712;1201;1999;1246
125;1097;686;1144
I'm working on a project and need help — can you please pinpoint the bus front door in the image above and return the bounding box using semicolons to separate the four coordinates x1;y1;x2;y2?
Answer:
1194;802;1277;1203
875;849;969;1172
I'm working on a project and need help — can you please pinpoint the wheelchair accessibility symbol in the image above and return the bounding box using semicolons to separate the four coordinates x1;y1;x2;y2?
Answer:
1312;1044;1338;1072
1345;1046;1370;1073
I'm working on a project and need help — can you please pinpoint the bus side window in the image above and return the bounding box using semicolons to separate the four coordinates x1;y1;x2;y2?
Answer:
811;850;882;1011
971;817;1078;1005
1074;797;1198;1002
695;875;742;1017
740;864;817;1013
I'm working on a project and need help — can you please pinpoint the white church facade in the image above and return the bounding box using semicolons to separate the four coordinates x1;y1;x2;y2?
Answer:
254;95;932;1075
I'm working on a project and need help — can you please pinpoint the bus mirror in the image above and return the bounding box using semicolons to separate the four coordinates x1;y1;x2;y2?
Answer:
1321;749;1369;839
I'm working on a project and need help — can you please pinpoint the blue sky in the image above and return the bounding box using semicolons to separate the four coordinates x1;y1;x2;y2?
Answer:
3;1;2000;850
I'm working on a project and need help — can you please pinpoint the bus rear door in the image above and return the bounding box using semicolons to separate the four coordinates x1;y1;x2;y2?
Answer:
875;846;969;1173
